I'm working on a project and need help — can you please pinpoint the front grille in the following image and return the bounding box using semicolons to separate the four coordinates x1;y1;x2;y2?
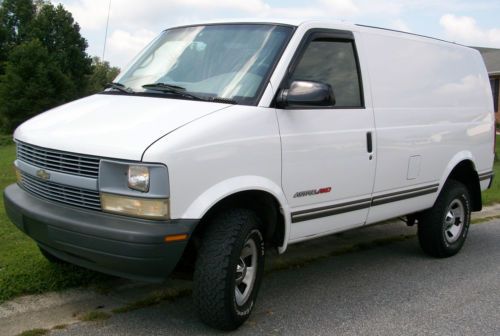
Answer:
17;142;100;178
19;172;101;211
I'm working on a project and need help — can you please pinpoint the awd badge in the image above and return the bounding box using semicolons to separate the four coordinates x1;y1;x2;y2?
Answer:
293;187;332;198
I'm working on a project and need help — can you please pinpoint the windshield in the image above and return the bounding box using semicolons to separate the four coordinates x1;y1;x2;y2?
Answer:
114;24;294;105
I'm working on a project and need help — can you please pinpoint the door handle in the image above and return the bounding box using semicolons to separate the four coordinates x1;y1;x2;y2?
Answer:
366;132;373;153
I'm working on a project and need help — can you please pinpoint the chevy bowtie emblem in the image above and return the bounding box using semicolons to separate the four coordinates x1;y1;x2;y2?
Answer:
36;169;50;181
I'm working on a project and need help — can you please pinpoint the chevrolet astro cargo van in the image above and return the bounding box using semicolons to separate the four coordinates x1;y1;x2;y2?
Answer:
4;20;495;330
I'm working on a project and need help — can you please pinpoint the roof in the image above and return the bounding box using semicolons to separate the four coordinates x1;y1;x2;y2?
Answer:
169;19;466;45
165;19;471;53
167;18;349;28
473;47;500;75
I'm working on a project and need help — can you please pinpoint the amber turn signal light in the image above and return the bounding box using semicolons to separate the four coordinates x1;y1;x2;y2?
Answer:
164;234;189;243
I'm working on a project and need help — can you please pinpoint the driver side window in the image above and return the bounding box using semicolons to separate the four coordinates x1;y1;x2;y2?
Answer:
291;39;363;107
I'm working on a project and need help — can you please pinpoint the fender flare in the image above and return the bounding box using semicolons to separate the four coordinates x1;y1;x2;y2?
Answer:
439;150;477;193
180;176;292;253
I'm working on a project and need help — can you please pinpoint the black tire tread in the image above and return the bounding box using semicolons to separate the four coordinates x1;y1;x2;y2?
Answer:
193;209;261;330
418;180;470;258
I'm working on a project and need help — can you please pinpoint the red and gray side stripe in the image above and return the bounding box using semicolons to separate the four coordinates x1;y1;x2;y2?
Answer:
291;183;439;223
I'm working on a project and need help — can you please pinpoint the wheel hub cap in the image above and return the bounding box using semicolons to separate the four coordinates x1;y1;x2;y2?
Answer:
443;199;465;244
235;259;247;285
234;237;258;306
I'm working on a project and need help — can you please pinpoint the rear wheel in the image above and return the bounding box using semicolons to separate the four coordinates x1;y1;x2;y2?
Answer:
418;180;471;258
193;209;265;330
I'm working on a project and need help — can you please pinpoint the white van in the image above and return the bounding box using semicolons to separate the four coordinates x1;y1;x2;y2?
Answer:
4;19;495;330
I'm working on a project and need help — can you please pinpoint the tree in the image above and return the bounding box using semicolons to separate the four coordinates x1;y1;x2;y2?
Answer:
0;0;36;73
0;39;72;131
0;0;92;132
86;56;120;95
30;3;91;96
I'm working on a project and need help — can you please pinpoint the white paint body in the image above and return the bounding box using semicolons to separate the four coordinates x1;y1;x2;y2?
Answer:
14;20;495;253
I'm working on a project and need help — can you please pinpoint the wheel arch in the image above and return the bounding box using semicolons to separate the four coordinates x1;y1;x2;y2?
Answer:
194;190;287;248
180;176;291;252
174;189;288;276
440;152;481;211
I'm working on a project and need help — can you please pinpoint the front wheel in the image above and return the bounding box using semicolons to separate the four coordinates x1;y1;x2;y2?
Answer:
193;209;265;330
418;180;471;258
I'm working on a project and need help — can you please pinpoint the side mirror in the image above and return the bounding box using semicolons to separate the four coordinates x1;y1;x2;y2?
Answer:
276;80;335;108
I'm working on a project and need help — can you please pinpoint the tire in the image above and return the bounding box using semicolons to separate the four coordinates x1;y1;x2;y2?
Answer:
39;246;68;265
193;209;265;330
418;180;471;258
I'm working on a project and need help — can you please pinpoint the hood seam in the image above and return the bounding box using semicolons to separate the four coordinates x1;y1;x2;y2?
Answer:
140;104;233;161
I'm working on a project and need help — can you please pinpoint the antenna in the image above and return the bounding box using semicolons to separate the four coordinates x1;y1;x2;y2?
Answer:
102;0;112;61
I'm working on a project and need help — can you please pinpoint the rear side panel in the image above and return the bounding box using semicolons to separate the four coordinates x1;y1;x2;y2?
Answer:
357;28;494;224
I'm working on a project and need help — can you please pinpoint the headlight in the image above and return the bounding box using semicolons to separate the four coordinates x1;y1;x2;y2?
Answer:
128;165;150;192
99;160;169;220
101;193;169;220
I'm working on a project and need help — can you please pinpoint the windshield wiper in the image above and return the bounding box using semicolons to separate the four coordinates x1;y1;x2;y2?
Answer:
143;83;186;91
142;83;206;101
209;97;238;104
105;82;134;93
142;83;237;104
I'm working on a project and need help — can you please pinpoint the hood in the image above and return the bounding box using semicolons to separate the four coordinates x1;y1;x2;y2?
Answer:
14;94;229;161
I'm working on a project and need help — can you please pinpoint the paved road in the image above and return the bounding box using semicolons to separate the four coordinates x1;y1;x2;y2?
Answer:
53;221;500;336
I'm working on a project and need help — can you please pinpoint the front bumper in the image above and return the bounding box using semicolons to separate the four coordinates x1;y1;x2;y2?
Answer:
4;184;198;282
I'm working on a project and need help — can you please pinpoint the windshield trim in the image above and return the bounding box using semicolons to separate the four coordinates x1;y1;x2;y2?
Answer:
164;22;297;31
106;23;296;107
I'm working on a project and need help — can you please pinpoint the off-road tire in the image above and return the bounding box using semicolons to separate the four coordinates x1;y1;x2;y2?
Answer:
193;209;265;330
418;180;471;258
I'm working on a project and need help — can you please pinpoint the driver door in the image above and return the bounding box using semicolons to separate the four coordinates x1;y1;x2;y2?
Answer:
276;29;376;242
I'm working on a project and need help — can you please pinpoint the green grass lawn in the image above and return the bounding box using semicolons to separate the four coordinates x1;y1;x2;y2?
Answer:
0;144;110;304
0;140;500;304
482;158;500;205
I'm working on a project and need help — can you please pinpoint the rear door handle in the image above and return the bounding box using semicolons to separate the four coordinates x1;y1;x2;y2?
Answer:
366;132;373;153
